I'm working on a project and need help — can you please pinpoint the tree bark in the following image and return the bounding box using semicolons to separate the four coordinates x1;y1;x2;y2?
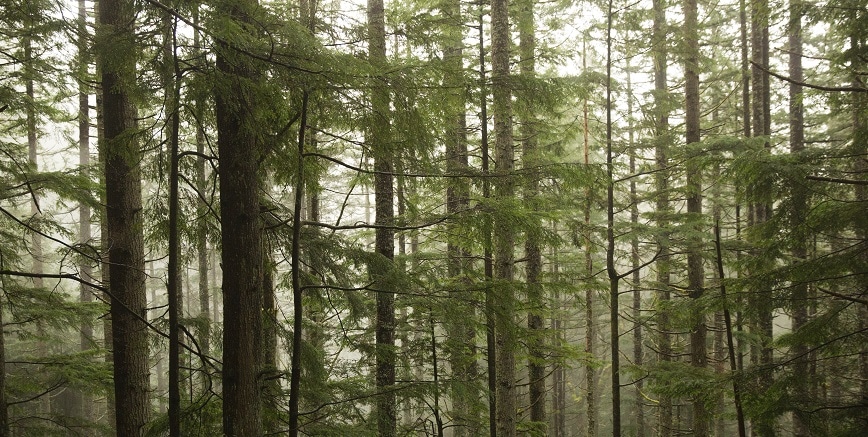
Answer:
518;0;546;431
442;0;477;433
788;1;809;435
215;0;264;434
651;0;673;434
491;0;516;434
99;0;150;433
683;0;708;434
367;0;396;434
77;0;93;420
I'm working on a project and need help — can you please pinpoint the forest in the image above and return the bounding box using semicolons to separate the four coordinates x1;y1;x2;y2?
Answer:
0;0;865;435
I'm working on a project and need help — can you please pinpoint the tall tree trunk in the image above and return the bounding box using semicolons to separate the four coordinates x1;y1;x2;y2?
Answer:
77;0;93;421
550;237;566;437
215;0;264;434
193;6;210;360
683;0;708;434
627;61;645;437
99;0;150;433
651;0;672;433
604;3;623;436
477;2;497;433
788;1;809;435
582;39;597;437
367;0;396;434
750;0;774;434
162;12;182;436
518;0;546;431
288;91;310;437
442;0;477;433
491;0;516;434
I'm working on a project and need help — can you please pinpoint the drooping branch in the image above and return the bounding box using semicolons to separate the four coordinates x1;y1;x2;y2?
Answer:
753;61;868;93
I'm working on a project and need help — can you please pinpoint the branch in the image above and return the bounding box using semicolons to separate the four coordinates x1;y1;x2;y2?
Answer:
806;175;868;186
752;61;868;93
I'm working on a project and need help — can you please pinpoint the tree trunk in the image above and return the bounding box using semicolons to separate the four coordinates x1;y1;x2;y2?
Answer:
491;0;516;434
788;1;809;435
367;0;396;435
193;6;210;360
478;2;497;433
443;0;477;434
77;0;93;421
215;0;264;434
683;0;708;434
99;0;150;433
651;0;672;434
582;39;597;437
518;0;546;431
627;60;645;437
750;0;775;434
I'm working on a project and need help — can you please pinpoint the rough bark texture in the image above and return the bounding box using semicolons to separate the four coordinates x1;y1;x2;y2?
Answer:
750;0;775;434
683;0;708;434
651;0;673;433
99;0;150;433
215;0;264;434
442;0;477;433
491;0;516;435
518;0;546;431
367;0;396;434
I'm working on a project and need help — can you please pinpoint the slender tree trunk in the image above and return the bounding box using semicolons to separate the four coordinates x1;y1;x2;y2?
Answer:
551;236;566;437
651;0;672;433
215;0;264;434
491;0;516;434
443;0;477;433
478;1;497;432
518;0;546;431
100;0;150;433
288;92;310;437
788;1;809;435
582;39;597;437
683;0;708;434
0;263;8;435
750;0;775;434
161;11;183;436
77;0;93;421
193;6;210;360
626;60;645;437
367;0;396;434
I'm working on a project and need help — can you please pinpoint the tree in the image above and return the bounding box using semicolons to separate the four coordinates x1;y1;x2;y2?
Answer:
367;0;396;435
491;0;516;434
97;0;150;433
214;0;264;433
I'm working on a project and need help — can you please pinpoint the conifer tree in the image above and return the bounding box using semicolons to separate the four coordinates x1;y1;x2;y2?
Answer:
491;0;516;434
214;0;265;433
98;0;150;432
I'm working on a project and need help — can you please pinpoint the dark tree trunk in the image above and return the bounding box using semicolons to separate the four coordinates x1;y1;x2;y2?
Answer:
477;3;496;433
367;0;396;435
788;1;809;435
77;0;93;420
683;0;708;434
491;0;516;435
651;0;673;433
518;0;546;431
750;0;775;434
99;0;150;433
582;39;597;437
215;0;264;434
